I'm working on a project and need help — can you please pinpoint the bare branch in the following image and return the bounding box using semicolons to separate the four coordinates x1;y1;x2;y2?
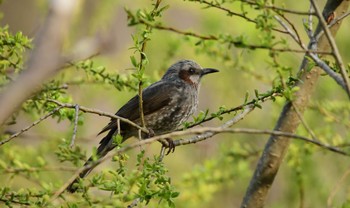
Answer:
136;0;163;129
185;91;281;129
175;105;255;146
51;103;349;200
191;0;286;33
1;166;77;174
308;52;347;90
52;124;348;200
241;1;350;207
291;103;318;141
274;15;305;47
70;104;80;148
329;10;350;27
311;0;350;98
242;0;316;16
0;106;63;146
135;19;332;55
302;4;314;46
50;106;255;200
47;99;148;134
275;3;348;94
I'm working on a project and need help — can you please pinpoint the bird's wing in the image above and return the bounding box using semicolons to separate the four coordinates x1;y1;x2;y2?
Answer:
98;81;179;135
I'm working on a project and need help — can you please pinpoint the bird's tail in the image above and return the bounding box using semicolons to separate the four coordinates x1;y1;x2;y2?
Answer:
66;129;116;193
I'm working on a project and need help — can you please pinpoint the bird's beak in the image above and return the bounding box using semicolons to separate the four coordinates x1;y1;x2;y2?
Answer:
201;68;219;76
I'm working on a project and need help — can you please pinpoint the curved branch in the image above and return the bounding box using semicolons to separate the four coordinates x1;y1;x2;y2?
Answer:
0;106;63;146
311;0;350;98
47;99;148;134
51;103;348;200
240;1;350;207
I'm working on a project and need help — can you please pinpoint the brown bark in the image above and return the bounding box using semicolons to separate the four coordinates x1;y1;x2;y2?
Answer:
240;0;350;207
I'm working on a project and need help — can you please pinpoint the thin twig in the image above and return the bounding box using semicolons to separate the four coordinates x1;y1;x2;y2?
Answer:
308;4;314;38
117;118;121;135
138;82;145;128
159;146;166;161
301;7;346;90
0;106;63;146
191;0;286;34
241;1;350;206
328;11;350;27
242;0;316;16
47;99;148;134
191;0;311;35
310;0;350;98
302;2;349;92
274;15;306;50
327;166;350;207
308;53;347;90
175;105;255;146
291;103;318;141
1;166;77;174
274;15;299;43
70;104;80;148
303;4;314;40
135;19;332;55
184;91;281;129
52;125;348;199
137;0;163;129
51;106;255;200
50;105;349;200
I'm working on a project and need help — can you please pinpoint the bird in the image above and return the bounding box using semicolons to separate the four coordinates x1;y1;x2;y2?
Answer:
66;59;218;192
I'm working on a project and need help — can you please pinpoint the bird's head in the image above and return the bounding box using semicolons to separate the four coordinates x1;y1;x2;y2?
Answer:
162;60;219;86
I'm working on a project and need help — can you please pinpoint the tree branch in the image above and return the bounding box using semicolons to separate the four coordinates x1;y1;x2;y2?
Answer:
47;99;148;134
0;106;63;146
134;19;332;55
70;104;80;148
242;0;316;16
240;1;350;207
136;0;163;129
52;124;347;199
51;103;348;200
310;0;350;98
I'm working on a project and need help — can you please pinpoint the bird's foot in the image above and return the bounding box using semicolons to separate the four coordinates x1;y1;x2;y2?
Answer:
147;128;155;138
163;138;175;155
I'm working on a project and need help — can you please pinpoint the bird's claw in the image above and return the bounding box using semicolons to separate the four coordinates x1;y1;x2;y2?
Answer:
147;128;155;138
164;138;175;155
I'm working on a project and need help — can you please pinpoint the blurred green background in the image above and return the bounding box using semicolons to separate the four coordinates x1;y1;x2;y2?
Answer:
1;0;350;207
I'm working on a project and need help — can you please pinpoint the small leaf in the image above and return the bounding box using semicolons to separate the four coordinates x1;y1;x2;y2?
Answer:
244;91;249;104
130;55;138;67
112;134;124;145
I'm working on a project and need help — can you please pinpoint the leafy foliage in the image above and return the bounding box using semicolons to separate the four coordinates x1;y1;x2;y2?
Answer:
1;0;350;207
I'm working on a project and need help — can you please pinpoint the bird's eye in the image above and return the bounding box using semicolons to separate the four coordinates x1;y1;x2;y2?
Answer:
188;68;196;74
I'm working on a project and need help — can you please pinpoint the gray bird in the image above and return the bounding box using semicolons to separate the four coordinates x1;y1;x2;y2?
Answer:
67;59;218;192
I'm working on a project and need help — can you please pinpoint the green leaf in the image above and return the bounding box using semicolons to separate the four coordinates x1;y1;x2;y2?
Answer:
130;55;138;67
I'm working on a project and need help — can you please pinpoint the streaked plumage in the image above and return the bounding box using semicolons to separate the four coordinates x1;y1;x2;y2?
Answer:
67;60;218;192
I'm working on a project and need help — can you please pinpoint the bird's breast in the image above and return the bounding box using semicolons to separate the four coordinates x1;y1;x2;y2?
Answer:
144;86;198;134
